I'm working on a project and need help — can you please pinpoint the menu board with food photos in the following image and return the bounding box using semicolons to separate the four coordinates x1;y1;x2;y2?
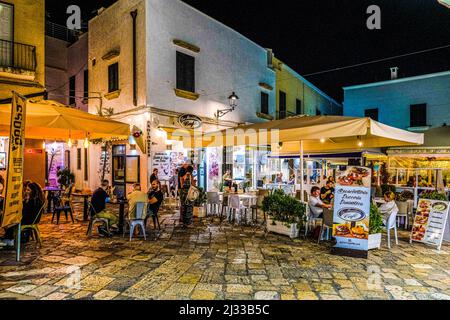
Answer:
410;199;450;250
332;166;372;256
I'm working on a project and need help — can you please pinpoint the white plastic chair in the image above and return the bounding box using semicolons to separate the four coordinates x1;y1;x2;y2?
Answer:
395;201;410;229
318;208;333;244
303;203;322;237
228;195;244;224
123;202;147;241
385;207;399;249
206;192;221;217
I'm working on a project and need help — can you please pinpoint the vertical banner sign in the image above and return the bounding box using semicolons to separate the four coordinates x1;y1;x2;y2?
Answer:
0;92;27;228
411;199;450;250
332;166;372;257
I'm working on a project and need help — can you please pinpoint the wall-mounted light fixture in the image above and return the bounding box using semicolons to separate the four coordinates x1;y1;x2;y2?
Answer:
215;92;239;120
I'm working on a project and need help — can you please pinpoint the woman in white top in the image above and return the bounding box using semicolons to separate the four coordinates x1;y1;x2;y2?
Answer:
378;191;398;225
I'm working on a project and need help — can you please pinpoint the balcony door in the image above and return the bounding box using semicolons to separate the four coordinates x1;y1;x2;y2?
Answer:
0;2;13;67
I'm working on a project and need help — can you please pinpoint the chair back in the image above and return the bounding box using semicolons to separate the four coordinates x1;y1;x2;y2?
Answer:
258;189;270;197
222;194;229;207
386;207;399;230
323;208;334;227
395;200;408;214
256;194;265;207
32;202;46;225
64;184;74;197
134;202;147;220
88;201;98;217
207;192;220;204
229;195;241;209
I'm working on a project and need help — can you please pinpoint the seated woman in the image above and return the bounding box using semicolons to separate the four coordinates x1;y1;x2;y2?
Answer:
0;182;45;247
378;191;398;226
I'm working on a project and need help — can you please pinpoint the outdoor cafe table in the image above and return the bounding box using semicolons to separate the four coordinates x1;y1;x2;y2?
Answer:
43;186;64;213
108;199;128;234
71;192;92;221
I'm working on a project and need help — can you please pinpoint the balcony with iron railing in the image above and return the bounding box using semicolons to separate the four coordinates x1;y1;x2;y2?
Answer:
0;39;37;72
278;110;297;120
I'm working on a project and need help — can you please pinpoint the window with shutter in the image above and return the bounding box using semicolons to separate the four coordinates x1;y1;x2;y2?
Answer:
364;108;379;121
296;99;302;115
410;104;427;127
176;51;195;92
69;75;76;105
261;92;269;115
279;91;286;119
108;63;119;93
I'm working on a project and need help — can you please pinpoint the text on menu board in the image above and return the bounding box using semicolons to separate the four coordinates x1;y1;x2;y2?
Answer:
411;199;450;251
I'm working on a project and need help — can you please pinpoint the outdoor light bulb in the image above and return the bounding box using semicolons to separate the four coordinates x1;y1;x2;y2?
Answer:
320;138;326;143
84;138;89;148
67;138;73;148
358;141;363;147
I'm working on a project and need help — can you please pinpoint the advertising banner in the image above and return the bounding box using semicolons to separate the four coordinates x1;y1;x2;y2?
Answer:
411;199;450;250
332;166;372;256
0;92;27;228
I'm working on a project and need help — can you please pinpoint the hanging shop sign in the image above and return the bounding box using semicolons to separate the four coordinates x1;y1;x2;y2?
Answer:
178;114;202;130
332;166;372;258
1;92;27;228
410;199;450;250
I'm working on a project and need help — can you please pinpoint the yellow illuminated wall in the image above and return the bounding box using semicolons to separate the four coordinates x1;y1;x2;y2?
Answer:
273;57;341;118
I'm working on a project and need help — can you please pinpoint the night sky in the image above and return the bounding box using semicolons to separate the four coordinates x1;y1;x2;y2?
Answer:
46;0;450;102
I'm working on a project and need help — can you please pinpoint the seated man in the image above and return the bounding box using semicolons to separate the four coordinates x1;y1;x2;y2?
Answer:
308;186;332;219
127;183;148;220
147;179;164;228
90;180;118;237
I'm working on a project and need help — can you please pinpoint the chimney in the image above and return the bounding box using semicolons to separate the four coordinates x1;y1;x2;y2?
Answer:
390;67;399;80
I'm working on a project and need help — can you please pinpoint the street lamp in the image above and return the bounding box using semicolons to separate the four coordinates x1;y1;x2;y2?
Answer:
215;92;239;120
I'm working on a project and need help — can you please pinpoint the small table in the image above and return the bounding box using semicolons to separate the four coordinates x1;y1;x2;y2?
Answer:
108;199;128;234
44;187;64;213
72;192;92;221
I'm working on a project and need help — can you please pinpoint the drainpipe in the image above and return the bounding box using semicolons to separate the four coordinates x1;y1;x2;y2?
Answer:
130;9;138;106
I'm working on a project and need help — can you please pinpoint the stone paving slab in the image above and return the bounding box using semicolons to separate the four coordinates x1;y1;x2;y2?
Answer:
1;206;450;300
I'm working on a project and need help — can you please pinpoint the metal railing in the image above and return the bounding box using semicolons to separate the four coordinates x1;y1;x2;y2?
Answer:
278;110;297;119
0;39;37;71
46;21;82;43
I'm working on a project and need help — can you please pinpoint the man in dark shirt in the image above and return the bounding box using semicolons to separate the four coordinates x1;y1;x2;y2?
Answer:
150;169;159;184
90;180;118;236
320;180;335;205
147;179;164;229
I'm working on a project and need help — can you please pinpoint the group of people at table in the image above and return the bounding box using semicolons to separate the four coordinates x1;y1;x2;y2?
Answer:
308;176;399;232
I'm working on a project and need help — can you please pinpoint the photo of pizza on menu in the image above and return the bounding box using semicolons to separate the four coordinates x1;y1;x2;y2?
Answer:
336;166;371;188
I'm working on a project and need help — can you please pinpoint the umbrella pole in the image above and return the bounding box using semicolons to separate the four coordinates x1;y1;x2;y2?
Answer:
300;140;304;202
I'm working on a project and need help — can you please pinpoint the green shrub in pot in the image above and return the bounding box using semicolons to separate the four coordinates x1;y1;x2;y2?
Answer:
369;203;384;235
262;189;306;228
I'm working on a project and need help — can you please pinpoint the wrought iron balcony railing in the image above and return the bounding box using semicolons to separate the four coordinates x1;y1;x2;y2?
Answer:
0;39;37;72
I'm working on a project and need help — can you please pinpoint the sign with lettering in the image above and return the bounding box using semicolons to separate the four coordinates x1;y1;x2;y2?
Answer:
410;199;450;250
178;114;202;130
1;92;27;228
332;166;372;254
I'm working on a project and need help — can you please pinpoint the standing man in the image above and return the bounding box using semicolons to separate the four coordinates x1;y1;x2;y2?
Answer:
147;179;164;229
320;180;335;205
150;168;159;184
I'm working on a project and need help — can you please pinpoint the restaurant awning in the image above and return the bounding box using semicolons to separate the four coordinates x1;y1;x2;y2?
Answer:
0;99;130;140
189;116;424;153
387;125;450;156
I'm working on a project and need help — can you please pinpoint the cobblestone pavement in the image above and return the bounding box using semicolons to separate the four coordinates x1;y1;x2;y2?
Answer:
0;204;449;300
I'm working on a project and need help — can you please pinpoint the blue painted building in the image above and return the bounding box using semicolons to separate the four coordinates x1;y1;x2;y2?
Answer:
343;70;450;132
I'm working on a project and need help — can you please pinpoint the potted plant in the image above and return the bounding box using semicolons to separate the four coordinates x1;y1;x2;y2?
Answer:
263;189;306;239
193;187;207;218
57;167;75;189
420;190;448;201
368;203;383;250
